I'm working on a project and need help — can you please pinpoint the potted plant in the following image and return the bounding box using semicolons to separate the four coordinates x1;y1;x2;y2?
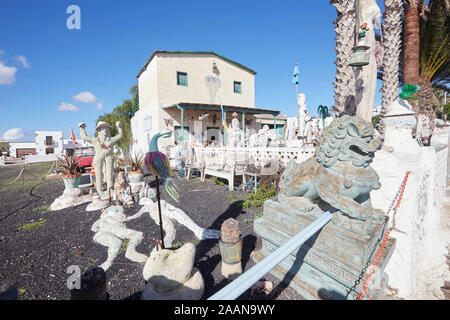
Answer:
127;153;144;184
57;155;81;190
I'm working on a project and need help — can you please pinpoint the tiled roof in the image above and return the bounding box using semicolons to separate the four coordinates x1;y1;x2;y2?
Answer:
136;51;257;78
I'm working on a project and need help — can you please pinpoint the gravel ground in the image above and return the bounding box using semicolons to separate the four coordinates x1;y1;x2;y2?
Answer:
0;163;301;300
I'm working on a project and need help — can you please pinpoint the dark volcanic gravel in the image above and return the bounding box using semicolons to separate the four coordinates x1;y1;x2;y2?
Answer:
0;163;301;300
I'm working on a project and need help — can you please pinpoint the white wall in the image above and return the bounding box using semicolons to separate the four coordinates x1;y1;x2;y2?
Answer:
9;142;36;157
371;127;449;299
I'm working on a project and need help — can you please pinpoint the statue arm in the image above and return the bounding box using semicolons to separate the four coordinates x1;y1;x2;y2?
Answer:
79;124;95;144
109;123;123;145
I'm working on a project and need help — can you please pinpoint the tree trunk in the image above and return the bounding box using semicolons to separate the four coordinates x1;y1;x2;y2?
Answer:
402;2;437;121
403;2;421;85
381;0;404;114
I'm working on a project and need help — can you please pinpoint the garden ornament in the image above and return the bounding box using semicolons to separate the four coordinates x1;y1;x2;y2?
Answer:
144;130;179;248
278;115;384;236
78;121;123;200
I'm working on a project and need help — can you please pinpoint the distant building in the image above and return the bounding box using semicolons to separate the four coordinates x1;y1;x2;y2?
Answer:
9;141;37;159
9;131;90;159
131;51;283;153
35;131;64;155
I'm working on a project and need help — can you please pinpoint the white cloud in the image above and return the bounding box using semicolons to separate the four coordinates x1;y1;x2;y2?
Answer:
15;55;30;68
95;101;103;110
0;61;17;85
58;101;80;112
73;91;97;104
3;128;25;141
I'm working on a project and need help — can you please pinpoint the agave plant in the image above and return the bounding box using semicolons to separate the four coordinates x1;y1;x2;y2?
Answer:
57;155;81;178
127;152;144;173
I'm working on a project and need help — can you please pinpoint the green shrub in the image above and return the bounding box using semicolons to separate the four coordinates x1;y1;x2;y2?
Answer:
242;185;276;208
213;177;226;186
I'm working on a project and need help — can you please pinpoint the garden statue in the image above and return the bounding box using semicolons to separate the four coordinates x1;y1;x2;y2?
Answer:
91;205;148;271
257;125;270;147
298;93;308;137
285;118;297;141
253;115;395;300
113;171;134;206
78;121;123;199
354;0;382;122
278;115;384;235
229;117;242;147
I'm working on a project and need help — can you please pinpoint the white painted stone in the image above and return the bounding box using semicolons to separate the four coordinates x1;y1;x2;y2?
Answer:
50;187;92;211
143;243;195;283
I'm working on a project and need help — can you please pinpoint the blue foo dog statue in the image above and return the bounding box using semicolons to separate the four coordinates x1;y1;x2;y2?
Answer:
252;115;395;300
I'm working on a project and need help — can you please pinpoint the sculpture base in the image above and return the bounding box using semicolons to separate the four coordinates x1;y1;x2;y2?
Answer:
252;200;396;300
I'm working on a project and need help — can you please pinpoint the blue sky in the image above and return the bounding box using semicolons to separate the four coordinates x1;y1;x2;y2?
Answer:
0;0;385;141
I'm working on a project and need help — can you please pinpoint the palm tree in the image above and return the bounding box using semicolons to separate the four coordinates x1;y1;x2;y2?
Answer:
402;0;449;121
330;0;357;117
317;105;330;128
381;0;404;114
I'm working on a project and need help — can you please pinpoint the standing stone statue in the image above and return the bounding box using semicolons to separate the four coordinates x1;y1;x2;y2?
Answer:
229;118;242;147
355;0;382;122
285;118;297;142
79;121;123;199
297;93;308;137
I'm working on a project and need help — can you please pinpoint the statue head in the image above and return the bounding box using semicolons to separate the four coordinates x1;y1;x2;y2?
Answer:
315;115;382;168
96;121;112;137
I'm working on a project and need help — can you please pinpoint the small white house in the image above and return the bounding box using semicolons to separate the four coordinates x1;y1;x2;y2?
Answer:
131;51;283;154
35;131;64;156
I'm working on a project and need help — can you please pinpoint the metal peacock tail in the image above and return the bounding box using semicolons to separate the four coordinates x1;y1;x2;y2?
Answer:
144;131;180;202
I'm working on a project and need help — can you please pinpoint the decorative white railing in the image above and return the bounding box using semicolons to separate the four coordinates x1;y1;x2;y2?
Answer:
192;146;315;167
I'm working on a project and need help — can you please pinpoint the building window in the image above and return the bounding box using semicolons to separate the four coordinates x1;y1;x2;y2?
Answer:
45;136;53;146
177;72;188;86
234;81;242;94
174;126;190;144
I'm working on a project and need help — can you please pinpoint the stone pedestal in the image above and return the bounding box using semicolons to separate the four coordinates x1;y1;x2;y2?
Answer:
252;200;396;300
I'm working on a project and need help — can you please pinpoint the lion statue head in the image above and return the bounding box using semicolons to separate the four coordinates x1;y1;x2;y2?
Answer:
315;115;382;168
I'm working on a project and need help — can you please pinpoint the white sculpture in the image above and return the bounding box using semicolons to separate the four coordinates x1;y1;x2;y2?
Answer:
79;121;123;199
297;93;309;137
229;118;242;147
355;0;382;122
91;205;148;271
285;118;298;141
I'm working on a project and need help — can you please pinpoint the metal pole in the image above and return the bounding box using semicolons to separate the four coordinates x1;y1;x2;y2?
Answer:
242;112;245;147
274;115;279;144
155;176;165;249
208;212;332;300
180;108;184;142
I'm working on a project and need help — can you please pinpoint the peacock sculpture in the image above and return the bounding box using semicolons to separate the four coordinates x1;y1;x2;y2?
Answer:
144;130;180;202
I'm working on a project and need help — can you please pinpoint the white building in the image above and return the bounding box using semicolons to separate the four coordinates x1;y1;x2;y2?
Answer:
35;131;64;156
131;51;283;154
9;141;37;159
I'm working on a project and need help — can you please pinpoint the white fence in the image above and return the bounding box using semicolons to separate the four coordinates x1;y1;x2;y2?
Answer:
191;146;315;167
24;154;59;164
